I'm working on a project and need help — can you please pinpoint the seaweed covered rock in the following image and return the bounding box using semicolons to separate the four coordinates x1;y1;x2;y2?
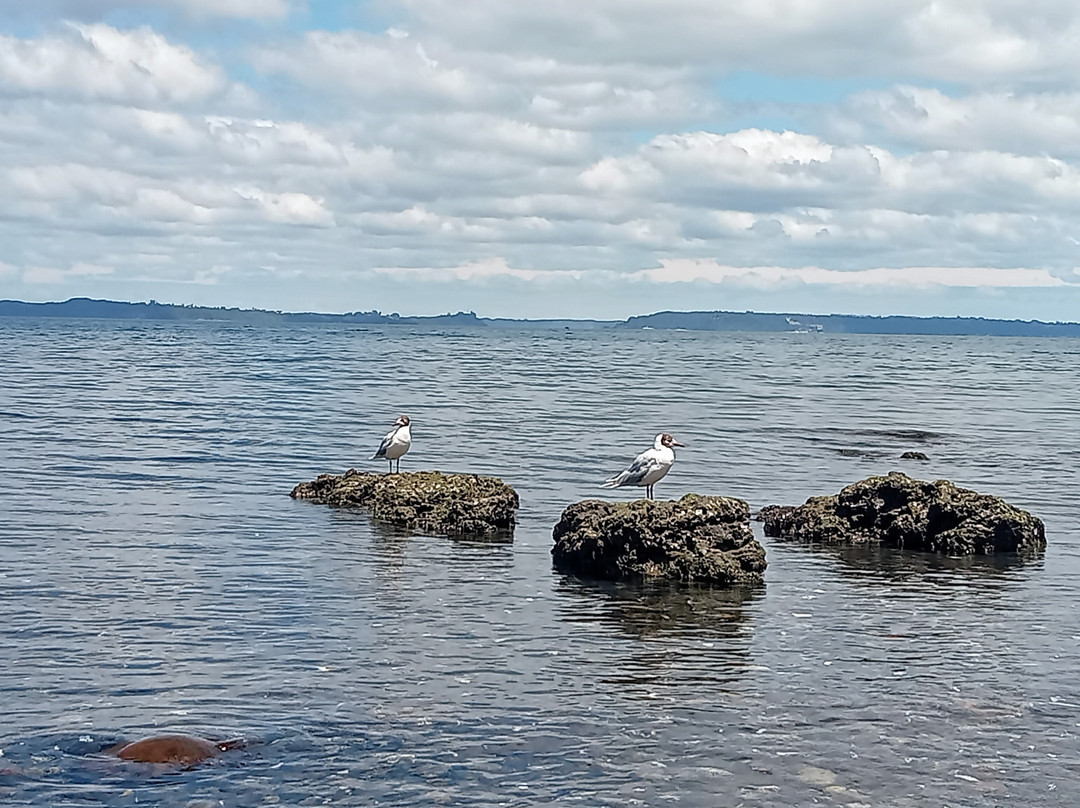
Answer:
291;470;519;536
552;495;767;584
753;504;795;524
762;471;1045;556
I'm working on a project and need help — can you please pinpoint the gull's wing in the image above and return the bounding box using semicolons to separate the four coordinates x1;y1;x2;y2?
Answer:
602;449;660;488
370;426;398;459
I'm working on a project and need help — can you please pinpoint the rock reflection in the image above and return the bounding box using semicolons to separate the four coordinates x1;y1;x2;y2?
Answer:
367;519;514;557
365;521;413;580
554;576;761;640
554;578;762;697
445;528;515;546
337;510;514;546
769;540;1040;590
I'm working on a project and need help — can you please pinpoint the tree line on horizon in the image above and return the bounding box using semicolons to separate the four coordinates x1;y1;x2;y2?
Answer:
1;297;1078;337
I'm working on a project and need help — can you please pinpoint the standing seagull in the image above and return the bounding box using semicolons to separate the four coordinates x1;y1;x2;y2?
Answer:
601;433;684;500
370;414;411;473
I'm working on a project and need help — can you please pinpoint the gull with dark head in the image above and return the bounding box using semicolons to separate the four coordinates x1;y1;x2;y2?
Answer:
370;414;411;473
601;433;684;499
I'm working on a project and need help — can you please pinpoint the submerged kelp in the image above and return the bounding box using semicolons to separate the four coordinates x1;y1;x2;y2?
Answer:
552;494;767;584
291;470;519;537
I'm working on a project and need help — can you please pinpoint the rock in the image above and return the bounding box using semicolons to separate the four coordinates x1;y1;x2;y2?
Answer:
109;735;244;765
798;765;839;786
761;471;1045;556
291;470;519;536
836;447;867;457
900;451;929;461
551;495;767;584
754;504;795;524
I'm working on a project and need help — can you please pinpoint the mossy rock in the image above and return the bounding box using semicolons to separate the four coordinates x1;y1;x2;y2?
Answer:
291;470;519;537
552;494;767;585
761;471;1045;556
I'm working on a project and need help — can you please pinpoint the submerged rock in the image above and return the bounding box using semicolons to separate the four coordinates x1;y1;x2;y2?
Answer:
900;451;929;461
761;471;1045;556
552;495;767;584
291;470;519;536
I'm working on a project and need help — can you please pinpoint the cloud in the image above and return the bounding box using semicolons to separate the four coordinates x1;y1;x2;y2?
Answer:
374;257;588;282
836;86;1080;157
236;188;335;226
371;257;1070;290
23;262;114;285
631;259;1069;288
3;6;1080;319
579;128;1080;218
0;23;225;104
394;0;1080;85
164;0;292;18
253;30;501;109
3;0;292;22
251;28;708;130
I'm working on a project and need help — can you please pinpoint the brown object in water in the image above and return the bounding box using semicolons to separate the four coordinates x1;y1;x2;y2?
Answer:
113;734;241;765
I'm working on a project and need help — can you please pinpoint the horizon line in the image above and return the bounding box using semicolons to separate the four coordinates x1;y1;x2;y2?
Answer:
4;296;1080;327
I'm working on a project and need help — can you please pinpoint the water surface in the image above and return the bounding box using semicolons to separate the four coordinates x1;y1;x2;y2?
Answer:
1;320;1078;806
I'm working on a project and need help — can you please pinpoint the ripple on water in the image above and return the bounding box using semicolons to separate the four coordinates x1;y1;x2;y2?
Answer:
1;320;1079;807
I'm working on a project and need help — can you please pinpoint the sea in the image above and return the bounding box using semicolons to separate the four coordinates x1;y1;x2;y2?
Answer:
1;318;1078;807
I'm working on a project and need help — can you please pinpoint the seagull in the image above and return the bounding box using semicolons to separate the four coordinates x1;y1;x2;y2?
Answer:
370;414;411;473
601;433;684;500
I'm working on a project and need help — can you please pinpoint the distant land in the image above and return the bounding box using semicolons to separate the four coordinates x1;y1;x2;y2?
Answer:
2;297;1080;337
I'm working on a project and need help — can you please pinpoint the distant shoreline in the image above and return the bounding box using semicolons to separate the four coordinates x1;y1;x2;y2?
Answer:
2;297;1079;337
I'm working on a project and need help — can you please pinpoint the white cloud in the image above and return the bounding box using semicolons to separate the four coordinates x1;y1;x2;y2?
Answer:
394;0;1080;85
236;188;335;226
580;128;1080;218
252;29;708;130
253;31;499;108
630;259;1068;288
0;24;225;104
4;6;1080;318
3;155;339;230
583;129;839;196
5;0;292;22
373;257;588;282
368;256;1073;291
838;86;1080;157
168;0;291;18
23;262;114;285
133;187;218;223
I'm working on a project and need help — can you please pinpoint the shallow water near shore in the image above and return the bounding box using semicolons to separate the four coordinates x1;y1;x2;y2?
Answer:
2;318;1079;806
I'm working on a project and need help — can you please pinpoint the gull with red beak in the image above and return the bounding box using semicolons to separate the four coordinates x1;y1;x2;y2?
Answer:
370;414;411;473
601;433;685;500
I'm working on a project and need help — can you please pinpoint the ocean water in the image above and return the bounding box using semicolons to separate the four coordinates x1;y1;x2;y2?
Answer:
1;318;1078;807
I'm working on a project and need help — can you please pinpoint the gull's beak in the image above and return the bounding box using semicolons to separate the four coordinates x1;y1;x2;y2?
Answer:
672;439;685;447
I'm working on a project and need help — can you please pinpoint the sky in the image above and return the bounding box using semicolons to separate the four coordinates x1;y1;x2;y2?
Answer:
2;1;1080;320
